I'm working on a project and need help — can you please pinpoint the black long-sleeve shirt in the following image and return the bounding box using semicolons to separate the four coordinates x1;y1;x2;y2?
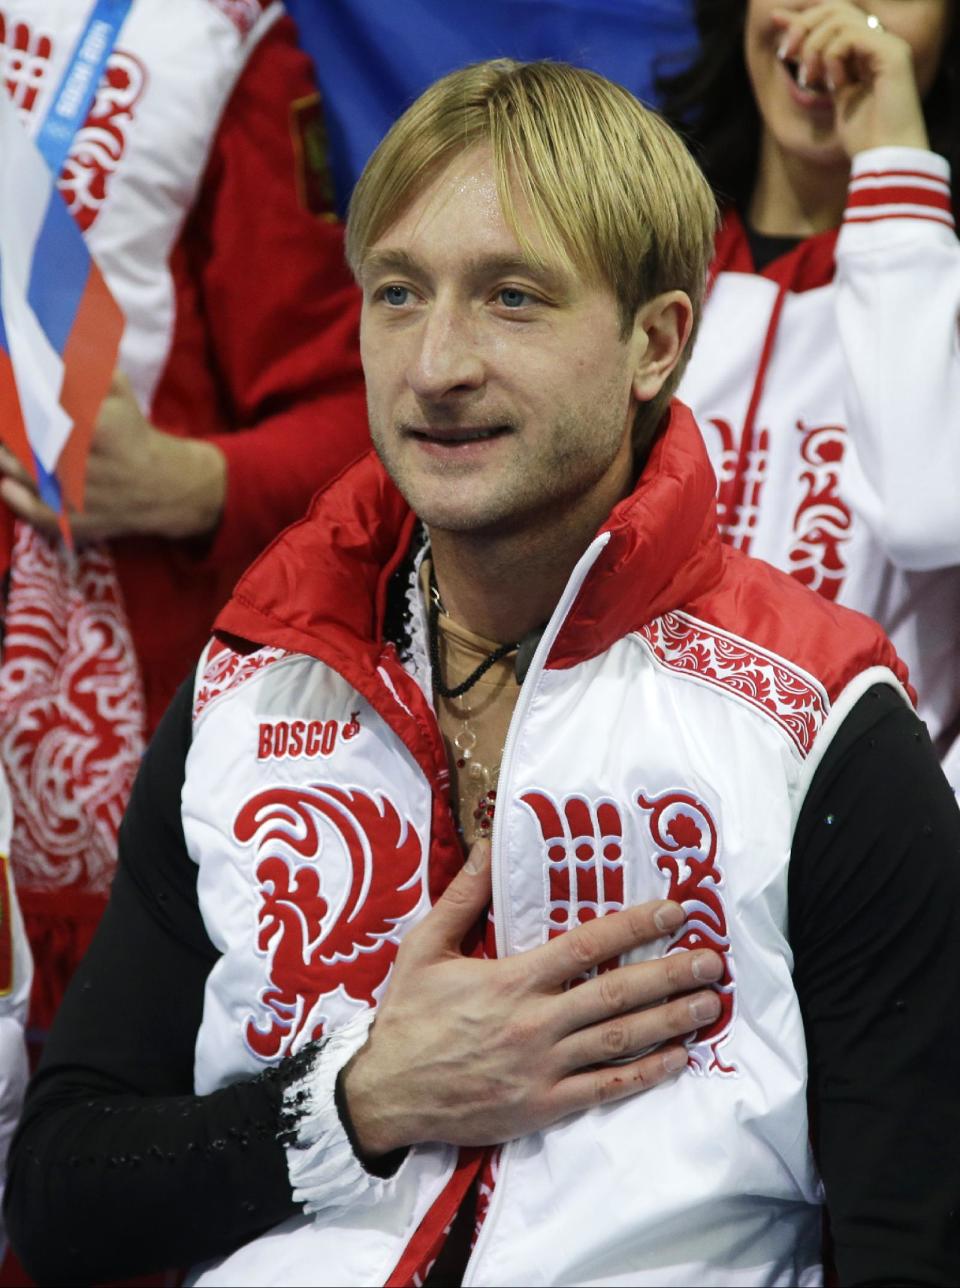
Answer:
6;677;960;1284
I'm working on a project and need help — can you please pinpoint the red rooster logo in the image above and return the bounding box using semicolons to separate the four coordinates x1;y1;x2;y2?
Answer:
233;785;423;1061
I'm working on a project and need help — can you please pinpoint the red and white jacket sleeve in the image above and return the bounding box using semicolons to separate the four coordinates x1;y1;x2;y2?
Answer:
835;145;960;570
153;15;369;574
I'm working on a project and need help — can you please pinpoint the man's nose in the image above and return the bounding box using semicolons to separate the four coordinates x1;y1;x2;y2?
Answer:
407;300;484;400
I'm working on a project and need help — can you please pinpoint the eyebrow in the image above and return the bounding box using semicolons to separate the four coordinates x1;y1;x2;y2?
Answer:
360;248;571;297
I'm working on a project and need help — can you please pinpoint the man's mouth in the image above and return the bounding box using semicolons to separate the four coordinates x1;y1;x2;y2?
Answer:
404;425;513;445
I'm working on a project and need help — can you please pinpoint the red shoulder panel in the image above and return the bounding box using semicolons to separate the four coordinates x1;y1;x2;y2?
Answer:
638;610;830;757
687;546;913;711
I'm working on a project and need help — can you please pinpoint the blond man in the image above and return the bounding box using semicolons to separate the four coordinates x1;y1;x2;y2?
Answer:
8;60;960;1287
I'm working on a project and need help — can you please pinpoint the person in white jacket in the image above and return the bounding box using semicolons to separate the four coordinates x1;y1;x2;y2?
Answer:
660;0;960;780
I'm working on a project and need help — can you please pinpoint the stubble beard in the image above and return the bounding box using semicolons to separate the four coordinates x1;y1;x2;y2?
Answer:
372;398;632;543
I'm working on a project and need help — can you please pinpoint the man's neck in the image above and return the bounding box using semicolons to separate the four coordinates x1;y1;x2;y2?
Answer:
748;132;849;236
428;458;635;644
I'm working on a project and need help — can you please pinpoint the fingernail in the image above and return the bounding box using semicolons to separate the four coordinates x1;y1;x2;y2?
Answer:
692;951;723;982
662;1047;688;1073
689;993;721;1023
826;74;836;92
463;838;490;874
777;36;790;61
654;901;684;933
797;63;809;90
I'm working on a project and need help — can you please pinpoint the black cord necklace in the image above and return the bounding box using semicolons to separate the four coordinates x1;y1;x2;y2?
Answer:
428;572;521;700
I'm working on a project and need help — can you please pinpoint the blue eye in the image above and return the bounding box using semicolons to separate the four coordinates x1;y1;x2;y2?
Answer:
498;287;531;308
382;285;411;306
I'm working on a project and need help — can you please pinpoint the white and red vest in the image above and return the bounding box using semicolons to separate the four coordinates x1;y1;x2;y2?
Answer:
182;403;910;1286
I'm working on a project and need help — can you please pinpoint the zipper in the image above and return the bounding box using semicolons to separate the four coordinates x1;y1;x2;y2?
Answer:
461;531;610;1285
460;1139;512;1286
487;530;611;955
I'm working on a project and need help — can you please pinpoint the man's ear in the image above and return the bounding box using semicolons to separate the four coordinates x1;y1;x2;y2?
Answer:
630;290;694;403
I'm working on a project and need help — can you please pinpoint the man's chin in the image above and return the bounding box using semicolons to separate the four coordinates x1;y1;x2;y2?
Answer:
412;500;505;535
379;467;505;533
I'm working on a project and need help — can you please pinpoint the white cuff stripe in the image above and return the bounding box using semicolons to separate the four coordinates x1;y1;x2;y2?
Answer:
852;165;950;185
850;174;950;195
843;208;955;229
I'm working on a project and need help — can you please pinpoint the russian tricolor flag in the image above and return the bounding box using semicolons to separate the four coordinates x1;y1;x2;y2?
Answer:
0;90;123;526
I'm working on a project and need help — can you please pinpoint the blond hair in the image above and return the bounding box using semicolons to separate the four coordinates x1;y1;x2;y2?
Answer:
346;59;717;449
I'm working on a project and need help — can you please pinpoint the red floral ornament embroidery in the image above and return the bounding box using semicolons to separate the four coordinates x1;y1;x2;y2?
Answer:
0;525;145;895
638;787;737;1076
193;641;288;723
788;419;851;603
638;611;829;756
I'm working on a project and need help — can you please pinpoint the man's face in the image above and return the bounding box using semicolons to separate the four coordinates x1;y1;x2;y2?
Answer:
358;146;645;538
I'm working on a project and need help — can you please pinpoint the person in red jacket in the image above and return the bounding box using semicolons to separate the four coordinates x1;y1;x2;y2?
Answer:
0;1;368;1031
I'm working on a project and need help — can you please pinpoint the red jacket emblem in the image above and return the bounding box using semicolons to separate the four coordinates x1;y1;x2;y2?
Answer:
638;788;737;1076
234;784;422;1061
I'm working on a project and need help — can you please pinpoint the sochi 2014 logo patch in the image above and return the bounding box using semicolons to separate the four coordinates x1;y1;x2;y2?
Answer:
521;786;737;1076
519;791;626;976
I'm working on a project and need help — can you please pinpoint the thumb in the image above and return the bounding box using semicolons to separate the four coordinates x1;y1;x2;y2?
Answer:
463;835;490;875
418;838;492;955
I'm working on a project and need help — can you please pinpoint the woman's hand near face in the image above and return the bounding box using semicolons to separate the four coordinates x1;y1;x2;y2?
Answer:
771;3;929;157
